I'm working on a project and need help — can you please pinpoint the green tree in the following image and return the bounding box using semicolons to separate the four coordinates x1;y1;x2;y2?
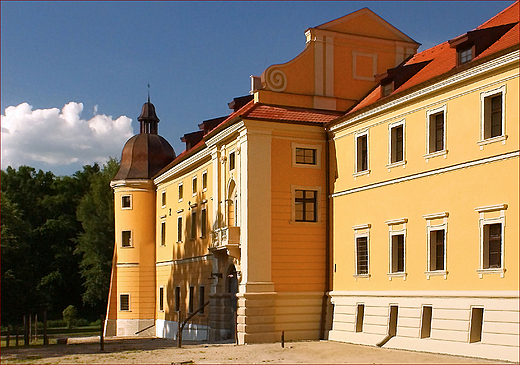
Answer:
75;158;119;312
0;196;32;323
62;305;78;329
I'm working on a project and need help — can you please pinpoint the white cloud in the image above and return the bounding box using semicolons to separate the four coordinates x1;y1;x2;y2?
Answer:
1;102;134;170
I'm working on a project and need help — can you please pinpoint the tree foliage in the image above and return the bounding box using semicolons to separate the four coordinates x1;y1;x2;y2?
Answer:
75;158;119;310
0;160;118;324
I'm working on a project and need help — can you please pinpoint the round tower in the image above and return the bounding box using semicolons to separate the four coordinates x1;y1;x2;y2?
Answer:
105;99;175;337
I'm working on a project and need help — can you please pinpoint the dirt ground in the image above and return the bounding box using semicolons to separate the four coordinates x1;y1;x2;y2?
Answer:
0;337;507;364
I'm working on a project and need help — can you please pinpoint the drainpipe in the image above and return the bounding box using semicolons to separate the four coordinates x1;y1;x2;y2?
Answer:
319;131;332;340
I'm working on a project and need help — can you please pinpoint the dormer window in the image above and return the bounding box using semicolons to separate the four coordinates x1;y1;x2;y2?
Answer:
381;82;393;97
458;46;474;65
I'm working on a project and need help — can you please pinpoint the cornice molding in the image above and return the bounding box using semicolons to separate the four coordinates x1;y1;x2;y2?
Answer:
330;50;519;133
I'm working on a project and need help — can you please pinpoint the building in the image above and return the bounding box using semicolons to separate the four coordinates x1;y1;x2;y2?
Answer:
105;3;519;362
327;2;519;362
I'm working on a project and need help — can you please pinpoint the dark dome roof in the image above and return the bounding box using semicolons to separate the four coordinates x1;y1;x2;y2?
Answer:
114;133;175;180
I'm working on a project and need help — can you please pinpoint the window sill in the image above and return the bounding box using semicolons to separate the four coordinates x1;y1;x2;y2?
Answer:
353;170;371;178
477;268;505;278
353;274;371;281
121;246;134;249
291;220;321;225
387;272;407;281
423;149;448;162
424;270;448;279
386;160;406;171
294;163;320;169
477;135;507;149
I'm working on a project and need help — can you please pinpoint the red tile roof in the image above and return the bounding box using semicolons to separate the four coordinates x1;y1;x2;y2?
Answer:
155;101;341;177
243;103;342;124
346;1;519;115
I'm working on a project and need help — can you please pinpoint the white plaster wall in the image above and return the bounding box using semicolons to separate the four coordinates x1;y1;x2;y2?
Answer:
329;291;519;362
156;319;209;341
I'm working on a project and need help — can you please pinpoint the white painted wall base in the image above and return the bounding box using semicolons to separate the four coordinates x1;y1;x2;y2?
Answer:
156;319;209;341
116;319;155;337
329;291;519;362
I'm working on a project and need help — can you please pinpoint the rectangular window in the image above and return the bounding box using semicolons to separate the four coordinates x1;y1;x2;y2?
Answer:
420;306;433;339
458;47;473;64
160;222;166;246
199;286;205;315
356;237;369;275
483;223;502;269
295;148;317;165
189;286;194;314
120;294;130;311
161;191;166;207
484;94;503;139
381;82;393;97
159;287;164;312
192;177;197;195
295;190;317;222
229;152;236;170
121;195;132;209
429;229;445;271
122;231;132;247
388;305;398;336
429;112;444;153
202;171;208;190
191;211;197;240
356;134;368;172
355;304;365;332
175;287;180;312
469;307;484;343
177;216;183;242
178;183;183;201
390;124;404;163
391;234;405;273
201;208;207;238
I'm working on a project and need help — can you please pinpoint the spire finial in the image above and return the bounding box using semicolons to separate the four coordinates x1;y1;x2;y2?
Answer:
147;83;151;103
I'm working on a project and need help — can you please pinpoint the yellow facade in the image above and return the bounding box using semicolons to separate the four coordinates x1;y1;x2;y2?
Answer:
328;15;519;360
105;3;518;362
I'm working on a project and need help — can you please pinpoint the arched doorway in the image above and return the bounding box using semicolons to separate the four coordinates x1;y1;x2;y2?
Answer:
226;264;238;341
227;180;237;227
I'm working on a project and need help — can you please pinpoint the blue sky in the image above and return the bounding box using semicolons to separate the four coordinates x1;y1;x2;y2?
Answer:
1;1;514;176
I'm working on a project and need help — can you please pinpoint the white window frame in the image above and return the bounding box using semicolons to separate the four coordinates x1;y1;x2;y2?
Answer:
229;150;236;171
478;85;507;148
423;212;449;279
161;190;167;208
424;105;448;161
387;119;406;170
291;142;322;169
190;209;197;240
119;293;131;311
177;215;183;243
475;204;507;278
386;218;407;280
159;286;164;312
160;220;166;247
354;129;370;177
202;170;208;192
200;207;207;238
121;194;132;210
290;185;322;224
121;230;133;248
192;176;198;196
352;224;371;279
178;183;183;202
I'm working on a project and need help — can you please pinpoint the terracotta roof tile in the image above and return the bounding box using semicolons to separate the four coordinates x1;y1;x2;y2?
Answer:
243;104;341;124
345;1;519;117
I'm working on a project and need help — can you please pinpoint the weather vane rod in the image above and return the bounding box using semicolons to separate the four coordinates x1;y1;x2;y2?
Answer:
147;83;151;103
